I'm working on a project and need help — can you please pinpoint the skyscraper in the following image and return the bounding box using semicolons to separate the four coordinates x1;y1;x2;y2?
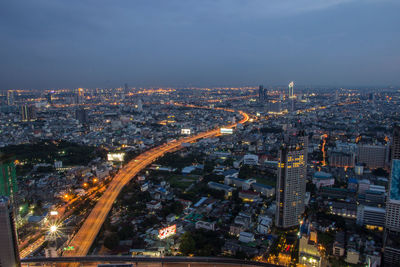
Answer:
75;88;84;105
46;92;53;105
0;154;17;203
384;126;400;265
21;105;36;122
258;85;264;103
75;108;88;124
7;90;15;106
288;81;294;98
276;131;308;228
0;196;20;267
124;83;129;94
391;126;400;160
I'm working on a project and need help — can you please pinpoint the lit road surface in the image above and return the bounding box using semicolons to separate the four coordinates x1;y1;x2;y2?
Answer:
63;110;249;259
19;236;45;259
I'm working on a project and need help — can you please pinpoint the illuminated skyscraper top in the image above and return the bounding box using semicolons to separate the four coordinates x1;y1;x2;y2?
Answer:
288;81;294;98
7;90;14;106
276;130;308;228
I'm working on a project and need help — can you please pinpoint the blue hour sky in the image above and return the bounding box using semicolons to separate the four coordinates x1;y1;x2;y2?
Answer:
0;0;399;89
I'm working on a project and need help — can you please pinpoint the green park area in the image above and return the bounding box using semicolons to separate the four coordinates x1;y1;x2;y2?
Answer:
167;175;199;190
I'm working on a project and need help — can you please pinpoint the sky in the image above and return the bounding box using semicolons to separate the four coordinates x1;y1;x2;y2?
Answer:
0;0;399;89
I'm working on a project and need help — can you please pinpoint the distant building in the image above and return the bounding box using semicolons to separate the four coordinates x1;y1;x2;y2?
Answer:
75;88;84;105
267;100;282;113
0;196;20;267
207;182;234;197
124;83;129;94
243;154;258;165
312;171;334;189
275;131;308;228
21;105;36;121
7;90;14;106
356;205;385;229
288;81;294;98
258;85;264;103
137;99;143;112
357;144;387;169
46;92;53;105
329;151;355;168
75;108;88;124
392;125;400;162
195;220;216;231
384;126;400;266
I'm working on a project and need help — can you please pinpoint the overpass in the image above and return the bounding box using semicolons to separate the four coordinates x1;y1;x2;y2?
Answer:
61;109;249;258
21;256;279;267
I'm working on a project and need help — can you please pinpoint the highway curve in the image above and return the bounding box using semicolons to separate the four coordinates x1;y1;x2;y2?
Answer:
63;109;249;258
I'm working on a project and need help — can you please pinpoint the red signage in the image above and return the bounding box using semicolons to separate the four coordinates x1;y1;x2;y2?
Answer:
158;224;176;239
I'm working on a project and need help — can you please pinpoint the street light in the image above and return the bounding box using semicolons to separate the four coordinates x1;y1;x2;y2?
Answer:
50;225;58;233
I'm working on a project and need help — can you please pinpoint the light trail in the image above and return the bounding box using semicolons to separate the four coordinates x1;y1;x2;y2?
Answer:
61;108;249;261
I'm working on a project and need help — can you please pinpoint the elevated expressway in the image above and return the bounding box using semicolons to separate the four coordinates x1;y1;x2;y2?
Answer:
61;110;249;258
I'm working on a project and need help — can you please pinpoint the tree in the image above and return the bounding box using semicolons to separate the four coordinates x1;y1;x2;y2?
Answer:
179;232;196;255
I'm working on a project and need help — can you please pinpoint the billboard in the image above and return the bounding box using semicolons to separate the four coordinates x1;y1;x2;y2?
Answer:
107;152;125;162
158;224;176;239
220;128;233;135
181;129;191;135
390;159;400;201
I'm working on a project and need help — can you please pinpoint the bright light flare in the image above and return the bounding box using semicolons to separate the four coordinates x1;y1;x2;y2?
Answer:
50;225;58;233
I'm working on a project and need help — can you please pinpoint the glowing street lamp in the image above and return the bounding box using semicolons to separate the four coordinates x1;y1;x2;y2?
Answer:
50;225;58;233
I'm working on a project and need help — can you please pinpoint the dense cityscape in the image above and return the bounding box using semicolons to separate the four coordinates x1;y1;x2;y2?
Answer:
0;84;400;267
1;1;400;267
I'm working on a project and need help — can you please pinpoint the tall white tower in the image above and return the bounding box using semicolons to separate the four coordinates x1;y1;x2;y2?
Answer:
288;81;294;98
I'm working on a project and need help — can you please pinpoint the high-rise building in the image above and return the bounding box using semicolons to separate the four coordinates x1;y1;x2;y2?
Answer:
0;196;20;267
335;90;339;102
75;88;84;105
258;85;264;103
384;126;400;265
21;105;36;122
276;131;308;228
46;92;53;105
75;108;88;124
7;90;15;106
137;99;143;112
0;154;17;203
124;83;129;94
357;144;387;169
288;81;294;98
392;126;400;161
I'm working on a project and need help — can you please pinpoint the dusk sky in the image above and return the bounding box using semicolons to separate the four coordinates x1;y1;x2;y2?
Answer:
1;0;399;89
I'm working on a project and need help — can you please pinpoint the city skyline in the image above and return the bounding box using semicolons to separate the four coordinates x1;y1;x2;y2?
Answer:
1;0;400;89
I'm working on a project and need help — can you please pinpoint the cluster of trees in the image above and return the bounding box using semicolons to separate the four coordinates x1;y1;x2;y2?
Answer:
179;229;223;256
155;152;205;171
1;140;105;174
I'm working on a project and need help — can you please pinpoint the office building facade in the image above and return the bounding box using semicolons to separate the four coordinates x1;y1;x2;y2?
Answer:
275;131;308;228
0;196;20;267
384;126;400;266
7;90;15;106
21;105;36;122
